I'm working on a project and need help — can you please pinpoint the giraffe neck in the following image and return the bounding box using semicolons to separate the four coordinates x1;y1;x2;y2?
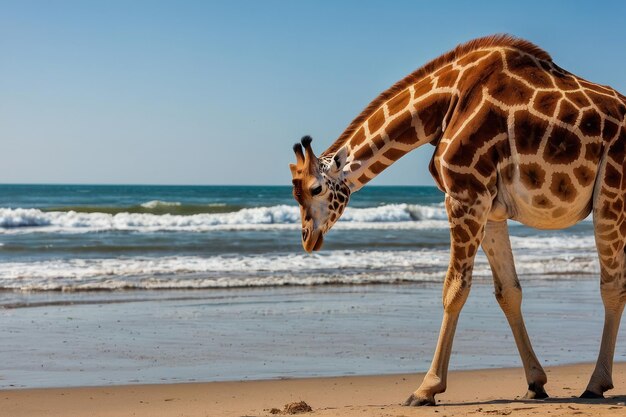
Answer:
322;72;457;192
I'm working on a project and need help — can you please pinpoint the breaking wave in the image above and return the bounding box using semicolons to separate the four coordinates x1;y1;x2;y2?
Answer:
0;204;449;234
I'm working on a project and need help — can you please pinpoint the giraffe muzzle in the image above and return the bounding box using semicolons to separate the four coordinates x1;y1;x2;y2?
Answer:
302;229;324;253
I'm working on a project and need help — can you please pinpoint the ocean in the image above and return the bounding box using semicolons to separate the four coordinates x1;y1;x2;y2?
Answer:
2;184;621;388
0;184;599;293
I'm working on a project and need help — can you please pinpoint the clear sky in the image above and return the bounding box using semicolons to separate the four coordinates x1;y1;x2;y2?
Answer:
1;0;625;185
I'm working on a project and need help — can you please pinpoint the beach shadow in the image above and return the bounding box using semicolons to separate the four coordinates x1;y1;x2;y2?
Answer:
442;394;626;407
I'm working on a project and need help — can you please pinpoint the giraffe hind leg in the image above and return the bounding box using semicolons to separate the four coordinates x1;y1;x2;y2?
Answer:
581;255;626;398
582;153;626;398
482;220;548;399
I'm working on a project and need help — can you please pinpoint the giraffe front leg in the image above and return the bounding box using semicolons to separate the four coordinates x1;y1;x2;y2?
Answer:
482;220;548;399
403;280;468;406
405;195;488;406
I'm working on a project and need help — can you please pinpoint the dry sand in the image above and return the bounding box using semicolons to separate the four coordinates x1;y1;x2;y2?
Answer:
2;363;625;417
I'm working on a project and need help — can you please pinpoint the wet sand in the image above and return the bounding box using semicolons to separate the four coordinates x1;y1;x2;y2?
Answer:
2;363;625;417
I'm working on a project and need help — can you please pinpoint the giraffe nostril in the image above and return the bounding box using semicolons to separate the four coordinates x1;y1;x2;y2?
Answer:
302;229;309;241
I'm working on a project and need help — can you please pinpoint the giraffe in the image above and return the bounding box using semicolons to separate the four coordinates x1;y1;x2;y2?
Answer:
289;34;626;405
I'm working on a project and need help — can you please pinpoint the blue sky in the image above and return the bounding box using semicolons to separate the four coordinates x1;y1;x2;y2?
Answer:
1;0;625;185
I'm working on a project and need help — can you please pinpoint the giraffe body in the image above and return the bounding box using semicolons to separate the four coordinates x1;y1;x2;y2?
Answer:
290;35;626;405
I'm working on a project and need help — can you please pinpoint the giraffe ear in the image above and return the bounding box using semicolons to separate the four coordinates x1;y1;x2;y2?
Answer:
289;163;298;176
329;148;347;176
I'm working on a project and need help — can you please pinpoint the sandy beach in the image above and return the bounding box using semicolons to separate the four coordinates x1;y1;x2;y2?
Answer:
2;363;625;417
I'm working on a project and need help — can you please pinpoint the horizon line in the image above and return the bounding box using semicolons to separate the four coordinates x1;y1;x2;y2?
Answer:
0;182;438;187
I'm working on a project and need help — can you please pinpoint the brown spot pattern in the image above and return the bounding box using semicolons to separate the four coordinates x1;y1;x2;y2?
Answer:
387;90;411;116
444;171;488;202
602;120;620;141
465;218;481;235
436;69;460;88
579;109;602;137
587;90;619;116
349;127;366;147
566;91;591;108
604;164;621;189
452;225;470;241
357;173;371;184
573;165;595;186
557;99;579;125
584;142;603;162
533;91;561;116
371;134;385;149
543;125;582;164
368;108;386;134
607;138;626;164
354;144;373;161
552;73;579;91
386;110;412;138
580;80;614;94
533;194;554;208
412;78;434;98
433;64;453;77
457;55;503;109
520;162;546;189
417;95;450;137
506;52;553;88
447;108;505;168
456;49;491;66
394;128;418;145
489;74;533;105
383;148;405;161
550;172;577;202
514;112;548;154
369;161;387;175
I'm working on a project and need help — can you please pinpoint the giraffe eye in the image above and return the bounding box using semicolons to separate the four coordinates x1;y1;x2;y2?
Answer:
311;185;323;196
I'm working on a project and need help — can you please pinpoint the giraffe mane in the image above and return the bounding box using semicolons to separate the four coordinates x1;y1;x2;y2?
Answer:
324;34;552;156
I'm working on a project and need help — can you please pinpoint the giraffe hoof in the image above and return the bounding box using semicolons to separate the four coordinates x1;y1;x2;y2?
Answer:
580;390;604;399
524;383;549;400
403;393;436;407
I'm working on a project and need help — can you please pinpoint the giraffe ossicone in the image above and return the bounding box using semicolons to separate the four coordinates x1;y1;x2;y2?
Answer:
290;34;626;405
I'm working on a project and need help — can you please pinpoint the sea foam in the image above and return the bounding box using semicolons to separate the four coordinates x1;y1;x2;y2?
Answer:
0;204;449;234
0;242;599;291
139;200;182;209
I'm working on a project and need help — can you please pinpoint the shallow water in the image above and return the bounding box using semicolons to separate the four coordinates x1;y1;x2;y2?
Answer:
1;279;623;389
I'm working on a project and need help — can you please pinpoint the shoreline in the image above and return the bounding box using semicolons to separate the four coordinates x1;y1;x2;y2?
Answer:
3;363;625;417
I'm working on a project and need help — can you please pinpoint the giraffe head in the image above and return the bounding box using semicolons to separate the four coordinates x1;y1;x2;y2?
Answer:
290;136;351;252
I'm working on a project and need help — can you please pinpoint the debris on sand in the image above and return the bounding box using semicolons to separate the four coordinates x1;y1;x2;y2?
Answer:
269;401;313;414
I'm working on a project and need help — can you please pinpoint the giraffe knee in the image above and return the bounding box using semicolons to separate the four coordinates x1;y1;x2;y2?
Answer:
495;286;522;313
442;276;471;313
